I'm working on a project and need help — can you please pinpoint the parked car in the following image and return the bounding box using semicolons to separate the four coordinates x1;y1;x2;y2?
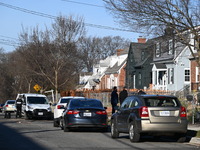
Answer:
0;104;4;112
110;95;188;143
60;98;108;132
53;96;84;127
17;93;52;119
3;100;16;118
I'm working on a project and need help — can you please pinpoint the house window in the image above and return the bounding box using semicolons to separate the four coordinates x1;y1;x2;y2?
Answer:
168;68;174;84
168;39;173;55
139;73;142;85
184;69;190;82
155;43;161;57
141;51;145;60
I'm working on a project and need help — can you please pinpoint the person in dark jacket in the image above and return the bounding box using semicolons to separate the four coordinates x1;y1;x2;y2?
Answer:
119;87;128;105
111;86;118;114
16;98;23;118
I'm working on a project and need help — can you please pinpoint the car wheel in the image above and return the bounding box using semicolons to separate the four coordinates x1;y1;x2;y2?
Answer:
176;133;186;143
129;121;140;142
111;120;119;138
24;112;29;120
60;118;64;130
63;122;70;132
53;119;59;127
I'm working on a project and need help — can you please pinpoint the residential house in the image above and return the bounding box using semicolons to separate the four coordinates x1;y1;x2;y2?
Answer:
126;37;153;89
151;29;195;91
77;49;128;90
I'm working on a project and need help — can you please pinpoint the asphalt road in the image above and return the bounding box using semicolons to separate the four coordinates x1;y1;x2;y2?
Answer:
0;113;199;150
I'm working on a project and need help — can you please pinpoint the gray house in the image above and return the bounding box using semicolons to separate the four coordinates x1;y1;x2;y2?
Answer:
126;38;153;89
151;33;191;91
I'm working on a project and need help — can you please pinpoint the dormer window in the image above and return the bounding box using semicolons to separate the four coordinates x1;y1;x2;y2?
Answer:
168;39;173;55
155;43;161;57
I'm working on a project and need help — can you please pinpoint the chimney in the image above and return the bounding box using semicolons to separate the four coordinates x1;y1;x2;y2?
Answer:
137;36;146;43
117;49;124;56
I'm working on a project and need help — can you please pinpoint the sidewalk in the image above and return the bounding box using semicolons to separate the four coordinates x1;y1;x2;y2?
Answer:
187;124;200;145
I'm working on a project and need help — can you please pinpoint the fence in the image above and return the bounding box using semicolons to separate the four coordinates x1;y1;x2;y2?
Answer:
65;89;178;107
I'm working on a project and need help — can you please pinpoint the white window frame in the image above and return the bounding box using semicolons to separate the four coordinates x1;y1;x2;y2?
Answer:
184;68;190;83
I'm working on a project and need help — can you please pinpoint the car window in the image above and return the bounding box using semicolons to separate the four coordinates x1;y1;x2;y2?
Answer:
121;97;132;109
60;98;72;103
129;99;139;108
7;101;15;104
27;97;48;104
70;99;103;108
144;97;179;107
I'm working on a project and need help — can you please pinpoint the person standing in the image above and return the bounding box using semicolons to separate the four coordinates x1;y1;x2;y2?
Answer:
16;98;23;118
119;87;128;105
111;86;118;114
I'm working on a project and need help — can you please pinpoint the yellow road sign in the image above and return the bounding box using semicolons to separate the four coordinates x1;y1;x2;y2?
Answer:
34;84;42;92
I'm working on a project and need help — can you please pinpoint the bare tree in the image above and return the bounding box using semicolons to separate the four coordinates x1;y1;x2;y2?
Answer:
78;36;130;72
104;0;200;65
17;15;85;102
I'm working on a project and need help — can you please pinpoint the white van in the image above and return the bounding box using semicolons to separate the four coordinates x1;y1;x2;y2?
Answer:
17;93;52;119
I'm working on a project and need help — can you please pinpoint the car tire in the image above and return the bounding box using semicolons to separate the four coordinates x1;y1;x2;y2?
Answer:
63;122;70;132
60;118;64;130
129;121;140;142
176;133;186;143
111;120;119;138
53;119;59;127
24;112;30;120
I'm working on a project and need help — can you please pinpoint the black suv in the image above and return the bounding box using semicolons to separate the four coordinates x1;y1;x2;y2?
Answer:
110;95;188;142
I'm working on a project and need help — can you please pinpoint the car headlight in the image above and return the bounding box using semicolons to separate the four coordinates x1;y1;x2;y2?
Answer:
27;105;34;110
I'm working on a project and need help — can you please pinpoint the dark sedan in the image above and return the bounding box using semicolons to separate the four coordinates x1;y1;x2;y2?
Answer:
60;98;108;132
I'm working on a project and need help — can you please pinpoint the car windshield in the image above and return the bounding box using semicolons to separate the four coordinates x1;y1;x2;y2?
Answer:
70;99;103;108
27;97;48;104
60;98;72;103
7;101;15;104
144;97;179;107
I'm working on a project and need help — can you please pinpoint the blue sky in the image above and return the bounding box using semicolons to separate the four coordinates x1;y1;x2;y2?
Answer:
0;0;140;52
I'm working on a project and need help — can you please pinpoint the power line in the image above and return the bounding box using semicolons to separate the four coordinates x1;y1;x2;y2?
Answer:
0;2;136;32
61;0;104;8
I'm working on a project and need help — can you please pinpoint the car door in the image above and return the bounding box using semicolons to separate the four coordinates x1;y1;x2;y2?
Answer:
117;97;132;132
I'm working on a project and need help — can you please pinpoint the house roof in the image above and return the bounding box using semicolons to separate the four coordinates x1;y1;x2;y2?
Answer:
105;58;127;74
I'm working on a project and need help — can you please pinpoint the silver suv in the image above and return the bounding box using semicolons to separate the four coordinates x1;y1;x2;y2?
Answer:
110;95;188;142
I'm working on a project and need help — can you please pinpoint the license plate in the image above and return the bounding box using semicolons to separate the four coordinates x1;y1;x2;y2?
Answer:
83;112;92;117
38;112;43;115
160;111;170;116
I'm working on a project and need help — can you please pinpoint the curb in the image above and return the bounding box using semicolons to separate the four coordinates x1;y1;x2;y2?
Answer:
189;137;200;145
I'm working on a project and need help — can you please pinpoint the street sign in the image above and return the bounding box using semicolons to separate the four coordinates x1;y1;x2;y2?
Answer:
34;84;42;92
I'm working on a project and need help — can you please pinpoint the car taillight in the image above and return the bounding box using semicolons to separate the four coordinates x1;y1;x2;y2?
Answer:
139;106;149;117
66;110;79;115
57;105;63;109
96;110;107;115
180;106;187;117
6;105;8;107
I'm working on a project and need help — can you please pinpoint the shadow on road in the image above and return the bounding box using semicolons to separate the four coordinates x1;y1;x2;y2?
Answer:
0;122;48;150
